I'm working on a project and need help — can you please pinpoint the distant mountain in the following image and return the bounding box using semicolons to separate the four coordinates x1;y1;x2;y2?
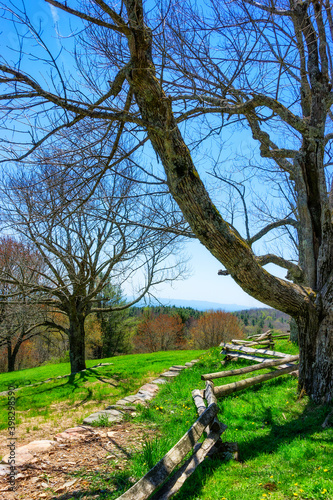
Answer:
128;297;259;312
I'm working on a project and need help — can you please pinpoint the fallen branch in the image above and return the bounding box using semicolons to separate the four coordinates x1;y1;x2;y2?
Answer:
214;364;298;398
202;355;299;380
117;403;218;499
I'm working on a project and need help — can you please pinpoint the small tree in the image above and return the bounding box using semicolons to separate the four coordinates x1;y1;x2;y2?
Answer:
189;310;244;349
96;282;133;358
134;311;184;353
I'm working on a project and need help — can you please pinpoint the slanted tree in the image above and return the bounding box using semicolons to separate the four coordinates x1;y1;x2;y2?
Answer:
0;0;332;402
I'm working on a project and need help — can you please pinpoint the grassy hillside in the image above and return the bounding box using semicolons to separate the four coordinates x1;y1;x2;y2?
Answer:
72;340;332;500
0;350;205;433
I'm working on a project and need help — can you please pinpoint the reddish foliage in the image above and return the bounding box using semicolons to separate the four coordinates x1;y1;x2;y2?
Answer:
188;310;244;348
134;313;184;353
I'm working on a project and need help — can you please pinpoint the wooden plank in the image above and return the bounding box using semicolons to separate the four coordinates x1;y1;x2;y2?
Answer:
149;429;222;500
192;389;227;435
117;403;218;500
247;330;272;340
191;389;205;416
214;364;298;398
221;351;273;363
203;381;225;433
220;343;289;358
230;340;273;347
202;355;299;380
205;380;217;406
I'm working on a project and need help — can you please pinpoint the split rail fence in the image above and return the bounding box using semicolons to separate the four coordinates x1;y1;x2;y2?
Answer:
117;331;298;499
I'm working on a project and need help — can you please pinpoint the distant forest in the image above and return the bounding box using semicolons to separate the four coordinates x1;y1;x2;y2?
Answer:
0;304;290;373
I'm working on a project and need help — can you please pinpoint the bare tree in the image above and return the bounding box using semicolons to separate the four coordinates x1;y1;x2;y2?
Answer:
0;0;332;402
1;163;187;374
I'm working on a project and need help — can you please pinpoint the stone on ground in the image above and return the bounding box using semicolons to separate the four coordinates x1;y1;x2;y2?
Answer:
2;440;55;466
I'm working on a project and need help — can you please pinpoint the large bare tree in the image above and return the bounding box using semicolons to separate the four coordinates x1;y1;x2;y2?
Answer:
1;161;187;374
0;0;332;402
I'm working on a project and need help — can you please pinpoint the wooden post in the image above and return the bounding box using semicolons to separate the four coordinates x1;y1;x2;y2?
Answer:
192;389;205;416
117;403;218;500
214;364;298;398
202;355;299;380
204;380;226;433
205;380;217;406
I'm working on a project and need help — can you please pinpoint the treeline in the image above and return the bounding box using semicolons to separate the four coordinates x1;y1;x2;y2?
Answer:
0;303;244;372
234;308;290;336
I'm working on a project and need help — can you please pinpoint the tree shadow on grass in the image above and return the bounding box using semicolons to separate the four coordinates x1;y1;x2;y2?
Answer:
168;397;332;499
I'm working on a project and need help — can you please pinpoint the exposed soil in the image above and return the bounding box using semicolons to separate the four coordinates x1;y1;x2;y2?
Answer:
0;421;157;500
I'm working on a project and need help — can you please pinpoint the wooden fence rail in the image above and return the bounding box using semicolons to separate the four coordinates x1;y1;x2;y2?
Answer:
214;364;298;398
201;355;299;381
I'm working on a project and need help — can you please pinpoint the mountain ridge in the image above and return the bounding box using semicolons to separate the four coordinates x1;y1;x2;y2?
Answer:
129;297;264;312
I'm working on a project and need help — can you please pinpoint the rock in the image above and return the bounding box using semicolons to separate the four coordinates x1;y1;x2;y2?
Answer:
0;465;10;476
105;404;136;411
122;394;147;403
2;450;33;466
185;362;194;367
55;426;94;441
160;371;180;377
138;383;159;394
83;410;122;425
136;391;154;400
2;440;55;465
151;378;167;384
169;365;186;371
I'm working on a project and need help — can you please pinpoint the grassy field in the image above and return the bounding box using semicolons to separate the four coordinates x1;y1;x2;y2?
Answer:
0;350;205;433
0;342;332;499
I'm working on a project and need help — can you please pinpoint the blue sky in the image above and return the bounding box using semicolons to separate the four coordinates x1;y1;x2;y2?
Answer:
1;1;292;309
143;239;283;308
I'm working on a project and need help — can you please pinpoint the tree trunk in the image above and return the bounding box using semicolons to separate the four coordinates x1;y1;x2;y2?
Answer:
7;340;15;373
68;313;86;374
297;298;333;403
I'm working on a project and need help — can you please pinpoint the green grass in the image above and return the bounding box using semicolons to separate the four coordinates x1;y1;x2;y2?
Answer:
0;350;204;430
66;341;332;500
1;341;332;499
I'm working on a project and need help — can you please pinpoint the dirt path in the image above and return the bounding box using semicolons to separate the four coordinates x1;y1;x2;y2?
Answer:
0;421;156;499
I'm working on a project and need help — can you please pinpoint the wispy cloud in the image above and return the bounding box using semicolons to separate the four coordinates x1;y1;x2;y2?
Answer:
49;4;60;24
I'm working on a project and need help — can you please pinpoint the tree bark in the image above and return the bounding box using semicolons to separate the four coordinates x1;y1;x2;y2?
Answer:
297;303;333;403
68;311;86;373
7;338;15;372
